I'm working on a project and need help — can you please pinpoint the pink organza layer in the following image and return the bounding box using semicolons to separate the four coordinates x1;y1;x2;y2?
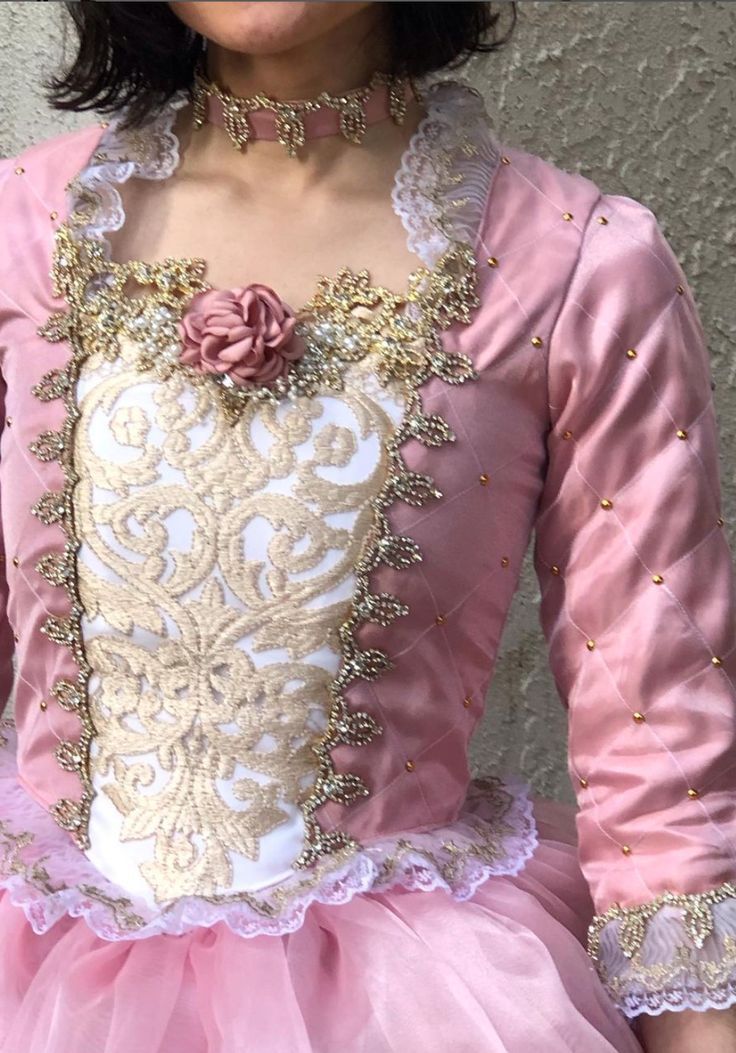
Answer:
0;799;642;1053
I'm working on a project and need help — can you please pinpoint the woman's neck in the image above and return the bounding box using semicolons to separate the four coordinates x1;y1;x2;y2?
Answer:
175;7;425;190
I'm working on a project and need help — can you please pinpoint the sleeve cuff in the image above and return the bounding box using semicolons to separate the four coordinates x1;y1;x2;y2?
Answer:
588;880;736;1017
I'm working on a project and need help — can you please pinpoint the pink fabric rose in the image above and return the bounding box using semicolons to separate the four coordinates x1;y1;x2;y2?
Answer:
179;283;305;386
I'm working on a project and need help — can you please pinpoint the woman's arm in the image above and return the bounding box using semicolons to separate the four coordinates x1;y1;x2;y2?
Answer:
532;190;736;1038
639;1005;736;1052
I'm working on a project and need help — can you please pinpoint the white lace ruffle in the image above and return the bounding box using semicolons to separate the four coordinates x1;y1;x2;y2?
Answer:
392;78;501;267
590;888;736;1018
0;724;538;941
71;78;500;272
70;91;189;250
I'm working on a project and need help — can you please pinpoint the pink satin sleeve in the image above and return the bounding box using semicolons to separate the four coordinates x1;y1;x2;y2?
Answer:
533;192;736;1016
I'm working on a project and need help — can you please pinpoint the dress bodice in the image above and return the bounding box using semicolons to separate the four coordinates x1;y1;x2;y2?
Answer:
2;76;736;1019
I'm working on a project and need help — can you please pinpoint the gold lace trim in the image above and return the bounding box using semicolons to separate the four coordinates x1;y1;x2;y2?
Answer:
289;253;479;867
0;819;146;931
33;206;479;868
0;770;527;932
588;880;736;1002
29;352;96;847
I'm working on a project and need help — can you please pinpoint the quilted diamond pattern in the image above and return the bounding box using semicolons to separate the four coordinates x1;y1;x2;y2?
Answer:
533;191;736;916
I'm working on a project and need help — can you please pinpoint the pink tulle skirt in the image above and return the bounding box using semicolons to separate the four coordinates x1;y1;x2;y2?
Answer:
0;796;643;1053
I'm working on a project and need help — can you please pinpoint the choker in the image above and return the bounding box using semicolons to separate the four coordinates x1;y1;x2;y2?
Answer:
191;68;414;157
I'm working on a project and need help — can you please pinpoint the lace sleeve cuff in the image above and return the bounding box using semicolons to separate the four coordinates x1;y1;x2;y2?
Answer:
588;881;736;1017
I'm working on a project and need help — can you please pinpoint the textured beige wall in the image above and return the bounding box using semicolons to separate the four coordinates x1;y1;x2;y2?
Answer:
1;2;734;804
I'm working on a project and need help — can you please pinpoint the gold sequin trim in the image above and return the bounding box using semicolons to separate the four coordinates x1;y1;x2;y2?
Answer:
588;880;736;1002
292;249;479;868
39;223;476;430
29;354;95;846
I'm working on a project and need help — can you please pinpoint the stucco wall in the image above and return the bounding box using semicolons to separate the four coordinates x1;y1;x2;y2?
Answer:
1;1;734;804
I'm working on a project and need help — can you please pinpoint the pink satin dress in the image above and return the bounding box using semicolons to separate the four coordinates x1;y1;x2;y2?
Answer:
0;77;734;1053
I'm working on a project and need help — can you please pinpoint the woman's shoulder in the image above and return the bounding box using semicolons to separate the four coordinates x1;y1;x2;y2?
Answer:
483;131;675;292
495;139;602;206
0;120;105;217
487;135;662;239
432;81;667;278
0;122;106;313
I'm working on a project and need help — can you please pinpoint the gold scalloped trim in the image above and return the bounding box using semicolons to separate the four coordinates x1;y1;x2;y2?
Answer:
31;211;214;851
292;251;479;867
29;363;92;847
588;880;736;1006
589;881;736;961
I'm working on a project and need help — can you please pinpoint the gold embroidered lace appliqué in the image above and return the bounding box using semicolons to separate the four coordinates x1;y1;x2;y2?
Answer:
73;336;400;901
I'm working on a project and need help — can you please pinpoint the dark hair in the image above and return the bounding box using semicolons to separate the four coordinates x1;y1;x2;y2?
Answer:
45;2;517;130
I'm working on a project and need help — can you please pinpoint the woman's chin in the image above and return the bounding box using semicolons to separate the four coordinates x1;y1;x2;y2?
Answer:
167;1;375;57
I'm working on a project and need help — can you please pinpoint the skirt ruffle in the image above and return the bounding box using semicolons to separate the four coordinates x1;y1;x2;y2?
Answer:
0;796;642;1053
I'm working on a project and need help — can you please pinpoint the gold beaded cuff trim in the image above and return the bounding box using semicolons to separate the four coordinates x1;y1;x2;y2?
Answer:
588;880;736;1015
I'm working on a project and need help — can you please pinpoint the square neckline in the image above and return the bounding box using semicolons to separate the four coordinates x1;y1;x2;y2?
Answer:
68;83;448;322
46;74;499;418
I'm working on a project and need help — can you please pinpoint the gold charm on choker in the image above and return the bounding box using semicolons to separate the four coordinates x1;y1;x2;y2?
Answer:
191;68;411;157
